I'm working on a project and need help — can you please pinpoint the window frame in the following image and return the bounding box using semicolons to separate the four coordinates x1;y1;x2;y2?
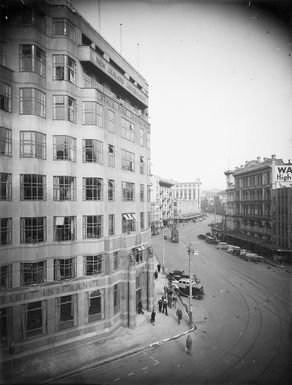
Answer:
83;215;103;239
20;217;47;244
52;18;76;41
0;173;12;201
121;149;135;172
19;87;46;117
54;216;76;242
19;44;46;77
0;218;12;245
21;261;46;286
53;95;76;123
52;54;76;84
0;81;11;112
53;176;76;201
84;255;103;276
20;131;46;159
0;127;12;156
82;101;103;126
82;139;103;164
53;135;76;161
20;174;46;201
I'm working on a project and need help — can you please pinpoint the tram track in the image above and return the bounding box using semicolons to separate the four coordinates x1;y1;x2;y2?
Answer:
187;246;289;384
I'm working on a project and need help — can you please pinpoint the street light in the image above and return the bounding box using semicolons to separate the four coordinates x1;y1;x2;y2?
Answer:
187;244;199;327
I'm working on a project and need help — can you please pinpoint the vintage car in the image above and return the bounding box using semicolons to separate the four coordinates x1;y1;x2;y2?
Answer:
227;246;241;254
241;253;264;262
216;242;230;250
197;234;206;240
205;236;218;244
172;277;204;299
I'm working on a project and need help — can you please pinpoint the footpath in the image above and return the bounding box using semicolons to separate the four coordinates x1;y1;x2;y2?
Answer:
1;254;207;384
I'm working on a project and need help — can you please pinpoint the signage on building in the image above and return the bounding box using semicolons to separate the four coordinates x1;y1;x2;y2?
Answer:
274;163;292;188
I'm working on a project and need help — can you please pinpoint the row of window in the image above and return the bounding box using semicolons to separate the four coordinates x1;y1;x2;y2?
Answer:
1;253;120;289
0;213;150;245
0;129;151;173
0;85;150;145
0;286;120;339
0;173;151;202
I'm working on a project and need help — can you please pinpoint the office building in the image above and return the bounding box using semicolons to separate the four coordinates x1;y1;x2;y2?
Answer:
0;0;152;354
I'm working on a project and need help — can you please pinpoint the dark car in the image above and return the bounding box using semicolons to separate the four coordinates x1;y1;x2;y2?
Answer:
197;234;206;239
167;270;185;281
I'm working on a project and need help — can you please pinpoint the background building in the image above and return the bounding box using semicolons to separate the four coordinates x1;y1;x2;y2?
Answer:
0;0;153;355
150;175;174;232
221;155;291;261
173;180;201;222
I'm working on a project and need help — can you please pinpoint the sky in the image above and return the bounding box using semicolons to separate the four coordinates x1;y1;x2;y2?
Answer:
72;0;292;190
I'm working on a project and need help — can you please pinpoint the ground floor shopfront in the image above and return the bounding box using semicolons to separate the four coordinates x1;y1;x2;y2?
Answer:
0;253;154;358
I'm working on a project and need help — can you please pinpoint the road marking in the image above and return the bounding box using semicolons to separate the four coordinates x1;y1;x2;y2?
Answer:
142;367;148;371
113;378;120;382
150;356;160;366
128;372;134;376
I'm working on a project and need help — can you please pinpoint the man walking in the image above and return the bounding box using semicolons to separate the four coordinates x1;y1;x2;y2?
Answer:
176;308;182;324
150;309;156;325
162;296;168;315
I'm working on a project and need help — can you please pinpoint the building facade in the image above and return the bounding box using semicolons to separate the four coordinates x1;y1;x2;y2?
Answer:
0;0;153;355
150;175;174;232
173;180;201;221
222;155;292;260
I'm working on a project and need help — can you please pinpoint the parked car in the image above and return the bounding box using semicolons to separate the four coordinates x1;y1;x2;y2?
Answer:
167;270;184;281
197;234;206;240
172;277;204;299
227;246;241;254
205;236;218;244
241;253;264;262
240;249;248;256
216;242;230;249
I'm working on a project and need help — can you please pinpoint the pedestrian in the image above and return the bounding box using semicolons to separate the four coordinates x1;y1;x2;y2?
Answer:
176;308;182;324
154;270;158;279
157;264;161;273
150;309;156;325
168;293;172;308
172;293;178;309
162;296;168;315
157;297;162;313
185;335;192;354
137;300;144;314
163;285;168;296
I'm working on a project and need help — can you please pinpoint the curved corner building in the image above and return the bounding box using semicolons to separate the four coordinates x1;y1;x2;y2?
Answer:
0;0;153;355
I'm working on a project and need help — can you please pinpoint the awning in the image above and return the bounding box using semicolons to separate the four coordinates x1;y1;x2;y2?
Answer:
131;213;137;220
122;214;131;220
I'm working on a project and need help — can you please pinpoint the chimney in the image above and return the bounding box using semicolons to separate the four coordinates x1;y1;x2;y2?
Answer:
272;154;276;160
257;157;261;162
263;157;267;161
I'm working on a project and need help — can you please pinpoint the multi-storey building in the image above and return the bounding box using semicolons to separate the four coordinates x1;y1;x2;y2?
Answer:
150;176;174;232
172;180;201;221
0;0;153;355
223;155;291;261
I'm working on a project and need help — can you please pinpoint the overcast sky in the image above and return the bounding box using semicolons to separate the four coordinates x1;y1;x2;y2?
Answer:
72;0;292;190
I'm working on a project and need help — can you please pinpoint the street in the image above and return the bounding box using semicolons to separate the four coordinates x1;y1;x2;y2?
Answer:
57;215;292;385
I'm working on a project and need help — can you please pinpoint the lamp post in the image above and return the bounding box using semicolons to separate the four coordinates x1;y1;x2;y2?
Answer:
187;244;199;327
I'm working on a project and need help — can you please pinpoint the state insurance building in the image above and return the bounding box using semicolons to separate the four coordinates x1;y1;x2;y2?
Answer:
0;0;153;354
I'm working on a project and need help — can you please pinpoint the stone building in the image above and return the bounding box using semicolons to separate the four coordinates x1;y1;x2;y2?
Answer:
0;0;153;355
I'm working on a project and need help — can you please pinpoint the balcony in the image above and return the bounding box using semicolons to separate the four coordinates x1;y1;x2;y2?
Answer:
78;45;148;107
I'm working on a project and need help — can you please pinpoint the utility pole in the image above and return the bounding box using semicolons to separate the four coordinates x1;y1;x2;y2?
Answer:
187;243;193;326
187;244;199;327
